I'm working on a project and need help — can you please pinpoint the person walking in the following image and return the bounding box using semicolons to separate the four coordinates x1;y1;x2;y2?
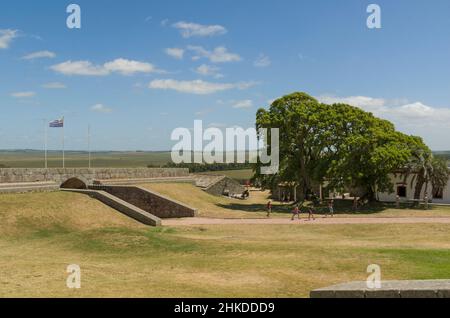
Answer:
266;200;273;217
291;205;300;221
326;200;334;218
308;206;316;221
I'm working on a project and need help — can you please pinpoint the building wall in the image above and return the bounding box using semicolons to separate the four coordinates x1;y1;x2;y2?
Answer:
377;174;450;204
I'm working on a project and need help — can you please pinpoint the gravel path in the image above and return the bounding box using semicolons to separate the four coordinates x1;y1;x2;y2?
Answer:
163;217;450;226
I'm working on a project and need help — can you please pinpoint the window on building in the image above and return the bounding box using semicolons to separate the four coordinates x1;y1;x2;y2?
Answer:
433;187;444;199
397;185;407;198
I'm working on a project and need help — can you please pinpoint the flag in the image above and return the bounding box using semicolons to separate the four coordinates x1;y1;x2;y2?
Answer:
49;118;64;128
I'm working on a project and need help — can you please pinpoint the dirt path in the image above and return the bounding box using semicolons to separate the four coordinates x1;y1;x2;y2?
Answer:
163;216;450;226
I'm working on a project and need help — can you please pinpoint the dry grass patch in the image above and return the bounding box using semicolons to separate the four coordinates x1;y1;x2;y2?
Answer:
0;191;145;236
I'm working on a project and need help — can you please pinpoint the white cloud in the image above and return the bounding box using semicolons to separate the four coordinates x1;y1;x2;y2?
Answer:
149;79;255;95
254;54;271;67
103;58;158;75
51;58;162;76
91;104;112;113
392;102;450;123
22;50;56;60
317;94;450;126
11;91;35;98
51;60;109;76
317;95;388;114
42;82;67;89
232;99;253;109
267;98;276;105
172;21;227;38
165;48;184;60
187;46;241;63
0;29;18;49
195;64;222;78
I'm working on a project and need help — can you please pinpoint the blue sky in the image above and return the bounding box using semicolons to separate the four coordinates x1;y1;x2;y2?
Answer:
1;0;450;151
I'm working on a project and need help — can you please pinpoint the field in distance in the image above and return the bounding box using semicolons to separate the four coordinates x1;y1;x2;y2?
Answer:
0;150;172;168
0;150;257;171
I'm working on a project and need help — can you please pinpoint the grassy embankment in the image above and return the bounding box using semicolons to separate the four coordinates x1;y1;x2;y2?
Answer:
1;188;450;297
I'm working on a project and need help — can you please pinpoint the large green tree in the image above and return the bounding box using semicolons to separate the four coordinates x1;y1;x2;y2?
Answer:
254;92;431;201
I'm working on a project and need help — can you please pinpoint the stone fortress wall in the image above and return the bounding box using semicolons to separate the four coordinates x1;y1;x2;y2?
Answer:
0;168;190;185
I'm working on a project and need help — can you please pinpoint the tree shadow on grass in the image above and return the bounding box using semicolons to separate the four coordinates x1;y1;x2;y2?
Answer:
216;203;293;213
216;200;429;216
215;203;292;215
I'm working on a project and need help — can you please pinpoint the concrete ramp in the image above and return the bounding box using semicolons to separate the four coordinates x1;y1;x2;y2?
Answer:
61;188;161;226
88;185;197;219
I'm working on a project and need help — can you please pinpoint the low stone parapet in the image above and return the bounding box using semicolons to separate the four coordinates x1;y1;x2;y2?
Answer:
0;168;190;185
310;280;450;298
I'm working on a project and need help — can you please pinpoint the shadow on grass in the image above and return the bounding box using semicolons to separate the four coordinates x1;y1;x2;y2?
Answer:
216;200;433;215
216;203;291;214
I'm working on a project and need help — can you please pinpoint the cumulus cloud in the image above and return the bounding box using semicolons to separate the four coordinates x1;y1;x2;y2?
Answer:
22;50;56;60
91;103;112;113
195;64;222;78
317;95;386;113
103;58;158;75
254;54;271;67
317;94;450;126
165;48;184;59
149;79;256;95
50;60;109;76
51;58;163;76
187;46;241;63
172;21;227;38
42;82;66;89
232;99;253;109
11;91;35;98
0;29;18;49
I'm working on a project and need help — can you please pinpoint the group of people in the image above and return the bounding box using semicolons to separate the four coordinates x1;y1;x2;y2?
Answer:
266;199;335;220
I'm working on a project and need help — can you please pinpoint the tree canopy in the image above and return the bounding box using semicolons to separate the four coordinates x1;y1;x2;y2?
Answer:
254;92;440;200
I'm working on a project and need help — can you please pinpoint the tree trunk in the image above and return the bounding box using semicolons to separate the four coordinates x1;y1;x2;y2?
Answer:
414;173;425;207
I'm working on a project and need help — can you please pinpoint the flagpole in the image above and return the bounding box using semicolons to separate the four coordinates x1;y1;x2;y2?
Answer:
88;124;91;169
62;117;65;169
44;119;48;169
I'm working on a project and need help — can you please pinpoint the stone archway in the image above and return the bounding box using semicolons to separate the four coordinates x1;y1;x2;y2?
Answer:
60;177;87;189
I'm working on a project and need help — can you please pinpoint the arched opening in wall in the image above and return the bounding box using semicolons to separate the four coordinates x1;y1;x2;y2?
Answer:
60;178;87;189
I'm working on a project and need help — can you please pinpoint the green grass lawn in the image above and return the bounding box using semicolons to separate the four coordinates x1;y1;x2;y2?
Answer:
1;190;450;297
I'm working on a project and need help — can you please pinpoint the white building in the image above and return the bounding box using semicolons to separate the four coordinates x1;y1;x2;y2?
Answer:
377;173;450;204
